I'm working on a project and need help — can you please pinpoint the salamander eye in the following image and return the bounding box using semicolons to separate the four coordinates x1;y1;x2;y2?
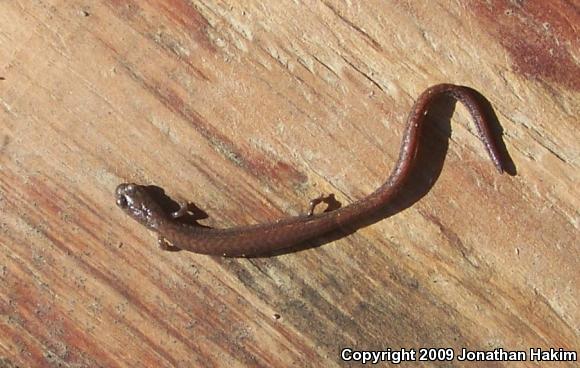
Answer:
116;195;128;208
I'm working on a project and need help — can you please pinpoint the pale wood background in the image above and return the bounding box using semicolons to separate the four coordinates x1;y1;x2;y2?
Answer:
0;1;578;367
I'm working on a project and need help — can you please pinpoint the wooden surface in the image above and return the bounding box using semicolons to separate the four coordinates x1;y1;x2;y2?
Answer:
1;1;578;367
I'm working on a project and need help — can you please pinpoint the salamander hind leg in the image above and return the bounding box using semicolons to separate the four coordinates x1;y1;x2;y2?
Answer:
307;194;335;216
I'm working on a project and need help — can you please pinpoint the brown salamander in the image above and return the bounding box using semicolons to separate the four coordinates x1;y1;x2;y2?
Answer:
115;84;506;257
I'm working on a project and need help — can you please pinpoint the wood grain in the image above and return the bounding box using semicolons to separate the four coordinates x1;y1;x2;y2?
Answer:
1;0;578;367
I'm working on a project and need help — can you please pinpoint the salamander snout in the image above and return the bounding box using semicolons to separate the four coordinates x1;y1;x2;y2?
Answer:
115;183;165;230
116;183;140;209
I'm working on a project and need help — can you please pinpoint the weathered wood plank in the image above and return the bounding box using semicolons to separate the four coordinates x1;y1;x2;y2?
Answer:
0;0;577;367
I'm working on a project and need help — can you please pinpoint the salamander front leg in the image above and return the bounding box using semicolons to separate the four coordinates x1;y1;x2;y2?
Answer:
171;201;196;219
158;236;180;252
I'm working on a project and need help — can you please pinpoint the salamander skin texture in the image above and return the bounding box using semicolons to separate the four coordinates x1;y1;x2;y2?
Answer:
116;84;506;257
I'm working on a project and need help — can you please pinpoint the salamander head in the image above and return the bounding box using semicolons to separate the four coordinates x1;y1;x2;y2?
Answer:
115;183;167;230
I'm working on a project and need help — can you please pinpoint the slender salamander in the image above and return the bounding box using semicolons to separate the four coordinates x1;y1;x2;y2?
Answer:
116;84;506;257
